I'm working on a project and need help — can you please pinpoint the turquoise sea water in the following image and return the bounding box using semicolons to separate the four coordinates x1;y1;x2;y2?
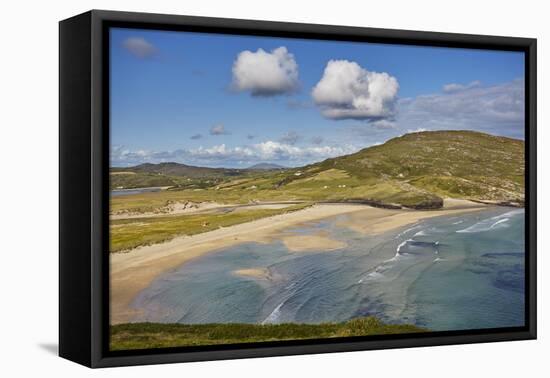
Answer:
131;207;525;331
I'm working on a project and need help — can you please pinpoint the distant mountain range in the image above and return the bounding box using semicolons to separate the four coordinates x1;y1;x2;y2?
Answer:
111;131;524;208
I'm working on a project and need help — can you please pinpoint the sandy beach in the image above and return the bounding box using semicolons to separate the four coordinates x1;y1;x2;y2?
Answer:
110;199;488;324
282;232;347;252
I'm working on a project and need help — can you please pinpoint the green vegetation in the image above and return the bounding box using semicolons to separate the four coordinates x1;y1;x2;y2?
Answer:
110;317;426;350
111;203;311;252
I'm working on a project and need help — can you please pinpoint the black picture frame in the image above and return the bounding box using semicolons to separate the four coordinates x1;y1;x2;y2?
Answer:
59;9;537;368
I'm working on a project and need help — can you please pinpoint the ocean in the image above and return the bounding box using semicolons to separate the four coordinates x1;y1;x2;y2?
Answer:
130;207;525;332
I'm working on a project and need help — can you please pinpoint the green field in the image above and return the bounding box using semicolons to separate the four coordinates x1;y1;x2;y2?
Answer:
110;317;426;350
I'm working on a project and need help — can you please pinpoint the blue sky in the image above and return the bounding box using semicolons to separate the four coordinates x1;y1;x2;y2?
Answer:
110;27;525;168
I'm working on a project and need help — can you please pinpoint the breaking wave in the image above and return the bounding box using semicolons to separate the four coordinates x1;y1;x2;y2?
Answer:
456;209;523;233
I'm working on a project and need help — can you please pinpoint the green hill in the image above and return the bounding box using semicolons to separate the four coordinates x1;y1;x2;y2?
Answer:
123;162;244;178
283;130;525;207
110;163;247;190
110;162;281;190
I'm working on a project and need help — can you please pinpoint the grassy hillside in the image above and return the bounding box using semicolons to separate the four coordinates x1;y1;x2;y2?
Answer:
110;131;525;215
298;130;525;207
110;317;425;350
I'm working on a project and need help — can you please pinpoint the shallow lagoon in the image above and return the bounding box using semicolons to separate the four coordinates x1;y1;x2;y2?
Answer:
131;207;525;332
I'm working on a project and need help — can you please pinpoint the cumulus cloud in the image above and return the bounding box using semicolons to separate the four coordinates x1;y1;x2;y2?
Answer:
279;131;301;145
111;141;359;167
312;60;399;121
122;37;157;58
232;47;299;96
442;80;481;93
210;124;228;135
190;134;203;140
397;79;525;138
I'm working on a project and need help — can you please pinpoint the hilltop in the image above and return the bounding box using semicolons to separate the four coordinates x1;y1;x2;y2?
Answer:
110;130;525;210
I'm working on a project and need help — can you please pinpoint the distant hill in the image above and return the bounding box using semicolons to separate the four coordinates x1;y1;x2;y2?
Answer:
115;162;244;178
110;162;247;190
247;163;286;170
110;162;287;189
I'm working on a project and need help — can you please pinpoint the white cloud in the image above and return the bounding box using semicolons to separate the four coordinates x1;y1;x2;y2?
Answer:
111;141;359;167
312;60;399;120
122;37;157;58
397;79;525;138
210;124;228;135
232;47;299;96
442;80;481;93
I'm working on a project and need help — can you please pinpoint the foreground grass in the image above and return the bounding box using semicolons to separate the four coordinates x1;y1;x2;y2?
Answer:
110;203;311;253
110;317;426;350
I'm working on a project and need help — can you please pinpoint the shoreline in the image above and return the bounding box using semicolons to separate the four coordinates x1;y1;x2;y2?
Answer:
110;199;488;324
